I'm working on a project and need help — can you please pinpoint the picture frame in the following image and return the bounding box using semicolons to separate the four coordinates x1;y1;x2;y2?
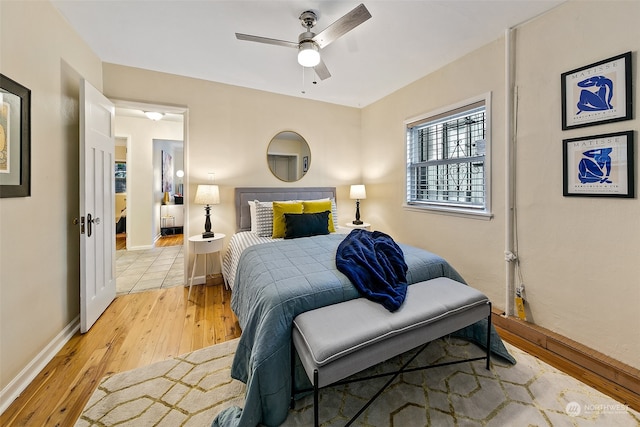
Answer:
161;150;173;193
303;155;309;173
562;130;634;198
561;51;632;130
0;74;31;198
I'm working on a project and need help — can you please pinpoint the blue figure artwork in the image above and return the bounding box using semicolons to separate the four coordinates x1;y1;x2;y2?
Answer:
576;76;614;115
578;148;612;184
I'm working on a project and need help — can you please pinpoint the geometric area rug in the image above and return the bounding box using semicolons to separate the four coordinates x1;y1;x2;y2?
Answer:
75;337;640;426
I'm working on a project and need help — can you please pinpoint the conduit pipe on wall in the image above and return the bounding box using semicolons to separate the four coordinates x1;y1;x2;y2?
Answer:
504;28;516;317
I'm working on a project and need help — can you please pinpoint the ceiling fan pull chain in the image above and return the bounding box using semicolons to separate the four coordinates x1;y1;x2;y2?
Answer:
301;67;306;94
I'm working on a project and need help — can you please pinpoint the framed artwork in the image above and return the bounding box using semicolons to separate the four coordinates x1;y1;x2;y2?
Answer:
303;155;309;172
561;51;632;130
161;150;173;193
0;74;31;198
563;130;634;198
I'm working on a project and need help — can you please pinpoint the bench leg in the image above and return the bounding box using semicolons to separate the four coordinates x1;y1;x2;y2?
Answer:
486;302;492;370
313;369;319;427
290;343;296;410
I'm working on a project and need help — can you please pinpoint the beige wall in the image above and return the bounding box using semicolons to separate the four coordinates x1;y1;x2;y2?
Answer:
512;0;639;369
102;64;363;242
362;0;639;368
0;1;103;392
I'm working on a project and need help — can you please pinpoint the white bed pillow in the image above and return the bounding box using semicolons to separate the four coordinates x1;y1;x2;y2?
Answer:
330;198;339;230
254;201;273;237
248;200;257;232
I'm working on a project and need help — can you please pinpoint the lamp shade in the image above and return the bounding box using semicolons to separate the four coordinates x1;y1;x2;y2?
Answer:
298;42;320;67
350;184;367;200
194;185;220;205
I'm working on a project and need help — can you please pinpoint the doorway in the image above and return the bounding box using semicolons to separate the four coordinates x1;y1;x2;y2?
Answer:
112;101;188;294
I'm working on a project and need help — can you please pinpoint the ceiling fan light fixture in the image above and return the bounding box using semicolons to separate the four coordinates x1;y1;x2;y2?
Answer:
297;42;320;67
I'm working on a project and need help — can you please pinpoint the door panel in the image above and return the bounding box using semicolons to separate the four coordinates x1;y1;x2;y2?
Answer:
80;79;116;333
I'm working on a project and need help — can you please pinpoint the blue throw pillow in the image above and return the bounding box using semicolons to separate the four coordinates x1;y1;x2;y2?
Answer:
283;211;331;239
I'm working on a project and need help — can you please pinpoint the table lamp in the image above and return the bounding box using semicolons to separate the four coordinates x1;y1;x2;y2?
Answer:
194;184;220;238
349;184;367;225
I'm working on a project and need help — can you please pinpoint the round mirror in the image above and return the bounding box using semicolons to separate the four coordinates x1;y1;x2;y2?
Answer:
267;131;311;182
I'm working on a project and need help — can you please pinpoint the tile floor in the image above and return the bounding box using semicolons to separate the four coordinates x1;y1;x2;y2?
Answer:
115;245;184;295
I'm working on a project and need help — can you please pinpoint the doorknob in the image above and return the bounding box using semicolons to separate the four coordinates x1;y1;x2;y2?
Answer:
87;215;101;238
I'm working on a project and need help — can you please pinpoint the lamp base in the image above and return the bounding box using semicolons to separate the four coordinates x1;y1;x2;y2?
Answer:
353;199;363;225
202;205;215;239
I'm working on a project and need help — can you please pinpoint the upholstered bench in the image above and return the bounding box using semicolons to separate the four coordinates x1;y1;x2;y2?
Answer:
290;277;492;427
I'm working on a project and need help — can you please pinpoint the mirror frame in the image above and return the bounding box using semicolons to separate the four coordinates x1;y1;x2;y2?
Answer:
266;131;311;182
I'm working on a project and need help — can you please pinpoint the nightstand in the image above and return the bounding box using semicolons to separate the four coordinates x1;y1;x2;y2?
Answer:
344;222;371;231
188;233;225;301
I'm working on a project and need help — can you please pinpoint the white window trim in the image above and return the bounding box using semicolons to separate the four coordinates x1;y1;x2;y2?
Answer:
404;92;492;219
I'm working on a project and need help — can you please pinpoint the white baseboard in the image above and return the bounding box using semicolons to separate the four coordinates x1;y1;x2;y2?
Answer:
0;316;80;415
127;244;154;251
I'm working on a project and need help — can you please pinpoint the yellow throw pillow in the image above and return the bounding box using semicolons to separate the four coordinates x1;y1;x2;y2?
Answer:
302;200;335;232
272;201;303;238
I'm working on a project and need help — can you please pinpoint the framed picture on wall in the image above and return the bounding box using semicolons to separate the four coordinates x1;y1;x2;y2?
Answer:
0;74;31;198
561;51;632;130
162;150;173;193
562;130;634;198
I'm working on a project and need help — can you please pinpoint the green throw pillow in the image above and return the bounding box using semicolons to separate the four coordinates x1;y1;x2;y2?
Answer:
272;201;303;238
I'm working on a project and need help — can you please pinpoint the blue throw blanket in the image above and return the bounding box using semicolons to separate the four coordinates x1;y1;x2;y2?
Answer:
336;229;408;311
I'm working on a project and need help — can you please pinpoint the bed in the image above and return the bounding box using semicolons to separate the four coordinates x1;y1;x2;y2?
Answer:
213;187;514;427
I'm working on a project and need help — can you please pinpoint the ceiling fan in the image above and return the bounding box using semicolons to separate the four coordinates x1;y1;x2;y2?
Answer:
235;3;371;81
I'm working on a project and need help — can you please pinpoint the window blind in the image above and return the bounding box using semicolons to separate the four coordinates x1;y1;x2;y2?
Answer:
406;104;486;209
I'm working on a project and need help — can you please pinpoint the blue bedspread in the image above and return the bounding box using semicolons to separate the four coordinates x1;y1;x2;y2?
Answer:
212;233;515;427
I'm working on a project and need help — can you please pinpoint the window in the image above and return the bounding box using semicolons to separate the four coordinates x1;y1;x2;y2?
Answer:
115;161;126;193
405;95;491;217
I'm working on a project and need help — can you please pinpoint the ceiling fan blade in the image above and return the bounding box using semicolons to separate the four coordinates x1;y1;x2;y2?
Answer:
235;33;298;49
314;59;331;80
313;3;371;49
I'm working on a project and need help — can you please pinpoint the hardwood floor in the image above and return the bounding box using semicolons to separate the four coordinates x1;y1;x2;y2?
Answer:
155;233;184;248
115;232;126;250
3;278;638;425
115;232;184;250
0;278;239;427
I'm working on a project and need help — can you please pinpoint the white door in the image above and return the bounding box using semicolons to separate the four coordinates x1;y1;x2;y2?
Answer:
80;79;116;333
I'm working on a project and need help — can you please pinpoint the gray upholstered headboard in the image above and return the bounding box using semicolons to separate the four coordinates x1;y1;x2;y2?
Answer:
235;187;337;232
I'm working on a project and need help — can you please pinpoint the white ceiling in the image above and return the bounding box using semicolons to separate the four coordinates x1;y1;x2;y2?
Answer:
51;0;565;108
